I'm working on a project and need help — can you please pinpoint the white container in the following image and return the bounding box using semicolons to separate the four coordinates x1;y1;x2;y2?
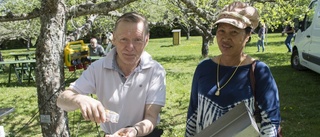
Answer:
106;110;119;123
0;126;5;137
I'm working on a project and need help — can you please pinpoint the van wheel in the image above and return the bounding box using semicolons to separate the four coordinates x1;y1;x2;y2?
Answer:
291;50;306;70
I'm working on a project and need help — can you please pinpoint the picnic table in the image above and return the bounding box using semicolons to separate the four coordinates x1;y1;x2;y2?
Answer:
9;51;35;60
0;59;36;85
90;56;103;62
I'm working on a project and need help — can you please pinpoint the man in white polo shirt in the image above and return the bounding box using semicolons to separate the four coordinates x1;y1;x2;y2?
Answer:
57;12;166;137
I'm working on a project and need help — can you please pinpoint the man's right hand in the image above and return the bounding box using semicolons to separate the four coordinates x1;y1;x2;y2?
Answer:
57;90;107;123
74;94;107;123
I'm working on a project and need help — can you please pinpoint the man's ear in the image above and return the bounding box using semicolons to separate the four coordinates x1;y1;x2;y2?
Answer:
145;34;150;43
111;34;115;44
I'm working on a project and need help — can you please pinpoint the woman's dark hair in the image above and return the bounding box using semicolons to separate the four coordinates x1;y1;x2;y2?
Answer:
245;27;252;34
245;27;253;43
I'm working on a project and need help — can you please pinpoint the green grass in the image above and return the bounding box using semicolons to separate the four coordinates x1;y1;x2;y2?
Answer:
1;33;320;136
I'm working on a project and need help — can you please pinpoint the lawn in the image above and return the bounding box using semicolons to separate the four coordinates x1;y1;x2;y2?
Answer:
1;33;320;137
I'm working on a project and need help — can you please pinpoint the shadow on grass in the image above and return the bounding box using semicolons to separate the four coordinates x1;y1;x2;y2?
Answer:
0;81;36;87
1;99;40;136
160;44;175;48
259;64;320;137
249;52;291;64
246;41;284;47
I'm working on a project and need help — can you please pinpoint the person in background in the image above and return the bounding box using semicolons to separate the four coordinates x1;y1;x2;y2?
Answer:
0;51;4;72
283;24;295;52
0;51;3;62
185;2;281;137
257;23;266;52
105;31;114;53
57;12;166;137
89;38;105;56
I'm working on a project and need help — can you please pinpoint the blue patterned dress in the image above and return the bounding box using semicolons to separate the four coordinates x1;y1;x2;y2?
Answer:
185;59;281;137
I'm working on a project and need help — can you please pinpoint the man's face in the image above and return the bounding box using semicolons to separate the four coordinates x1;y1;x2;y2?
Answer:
112;21;149;66
90;40;97;48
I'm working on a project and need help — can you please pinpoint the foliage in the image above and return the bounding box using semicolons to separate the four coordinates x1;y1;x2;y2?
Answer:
65;0;119;37
1;33;320;136
149;25;172;38
0;0;313;42
0;0;41;41
254;0;310;30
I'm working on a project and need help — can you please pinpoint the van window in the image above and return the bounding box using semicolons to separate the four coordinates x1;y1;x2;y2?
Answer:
304;1;317;30
314;3;320;29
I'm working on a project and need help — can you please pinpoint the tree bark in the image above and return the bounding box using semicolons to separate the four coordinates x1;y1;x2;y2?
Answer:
189;18;213;58
32;0;137;136
35;0;69;136
201;35;211;58
186;31;190;40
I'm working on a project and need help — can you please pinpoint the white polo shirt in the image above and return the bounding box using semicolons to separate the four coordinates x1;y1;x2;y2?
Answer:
69;48;166;134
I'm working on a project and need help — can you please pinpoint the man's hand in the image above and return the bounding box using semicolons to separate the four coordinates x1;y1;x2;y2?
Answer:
57;90;107;123
105;127;137;137
75;94;107;123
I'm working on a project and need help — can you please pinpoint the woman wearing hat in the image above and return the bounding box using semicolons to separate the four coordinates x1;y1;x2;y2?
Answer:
185;2;281;137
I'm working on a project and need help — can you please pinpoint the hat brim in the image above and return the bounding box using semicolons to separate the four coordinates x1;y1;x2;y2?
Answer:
213;18;247;29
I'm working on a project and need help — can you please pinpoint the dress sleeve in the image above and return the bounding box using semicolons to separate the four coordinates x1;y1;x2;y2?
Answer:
254;61;281;136
185;65;200;137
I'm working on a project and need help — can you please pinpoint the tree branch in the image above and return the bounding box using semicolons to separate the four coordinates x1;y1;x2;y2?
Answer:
67;14;97;42
67;0;136;19
0;0;136;22
0;8;41;22
179;0;217;22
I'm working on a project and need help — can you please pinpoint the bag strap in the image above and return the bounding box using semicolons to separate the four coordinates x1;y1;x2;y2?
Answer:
250;61;256;95
250;61;262;123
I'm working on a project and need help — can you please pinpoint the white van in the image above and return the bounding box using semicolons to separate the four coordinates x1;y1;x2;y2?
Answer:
291;0;320;73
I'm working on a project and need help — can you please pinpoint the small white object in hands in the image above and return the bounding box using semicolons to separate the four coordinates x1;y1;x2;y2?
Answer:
0;126;5;137
106;110;119;123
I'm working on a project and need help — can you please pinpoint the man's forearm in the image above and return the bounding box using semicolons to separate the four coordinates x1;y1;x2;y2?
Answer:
133;119;155;136
133;104;162;136
56;89;80;111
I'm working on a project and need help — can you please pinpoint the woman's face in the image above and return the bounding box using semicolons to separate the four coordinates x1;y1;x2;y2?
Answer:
216;23;250;56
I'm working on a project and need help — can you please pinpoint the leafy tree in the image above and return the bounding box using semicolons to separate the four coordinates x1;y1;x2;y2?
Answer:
176;0;309;57
0;0;137;136
0;0;41;49
254;0;310;31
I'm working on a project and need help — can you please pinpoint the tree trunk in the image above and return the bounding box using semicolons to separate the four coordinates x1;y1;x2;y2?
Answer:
35;0;69;136
201;35;212;58
186;28;190;40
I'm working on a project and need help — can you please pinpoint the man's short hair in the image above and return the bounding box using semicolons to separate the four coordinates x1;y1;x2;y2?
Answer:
114;12;149;35
90;38;97;43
